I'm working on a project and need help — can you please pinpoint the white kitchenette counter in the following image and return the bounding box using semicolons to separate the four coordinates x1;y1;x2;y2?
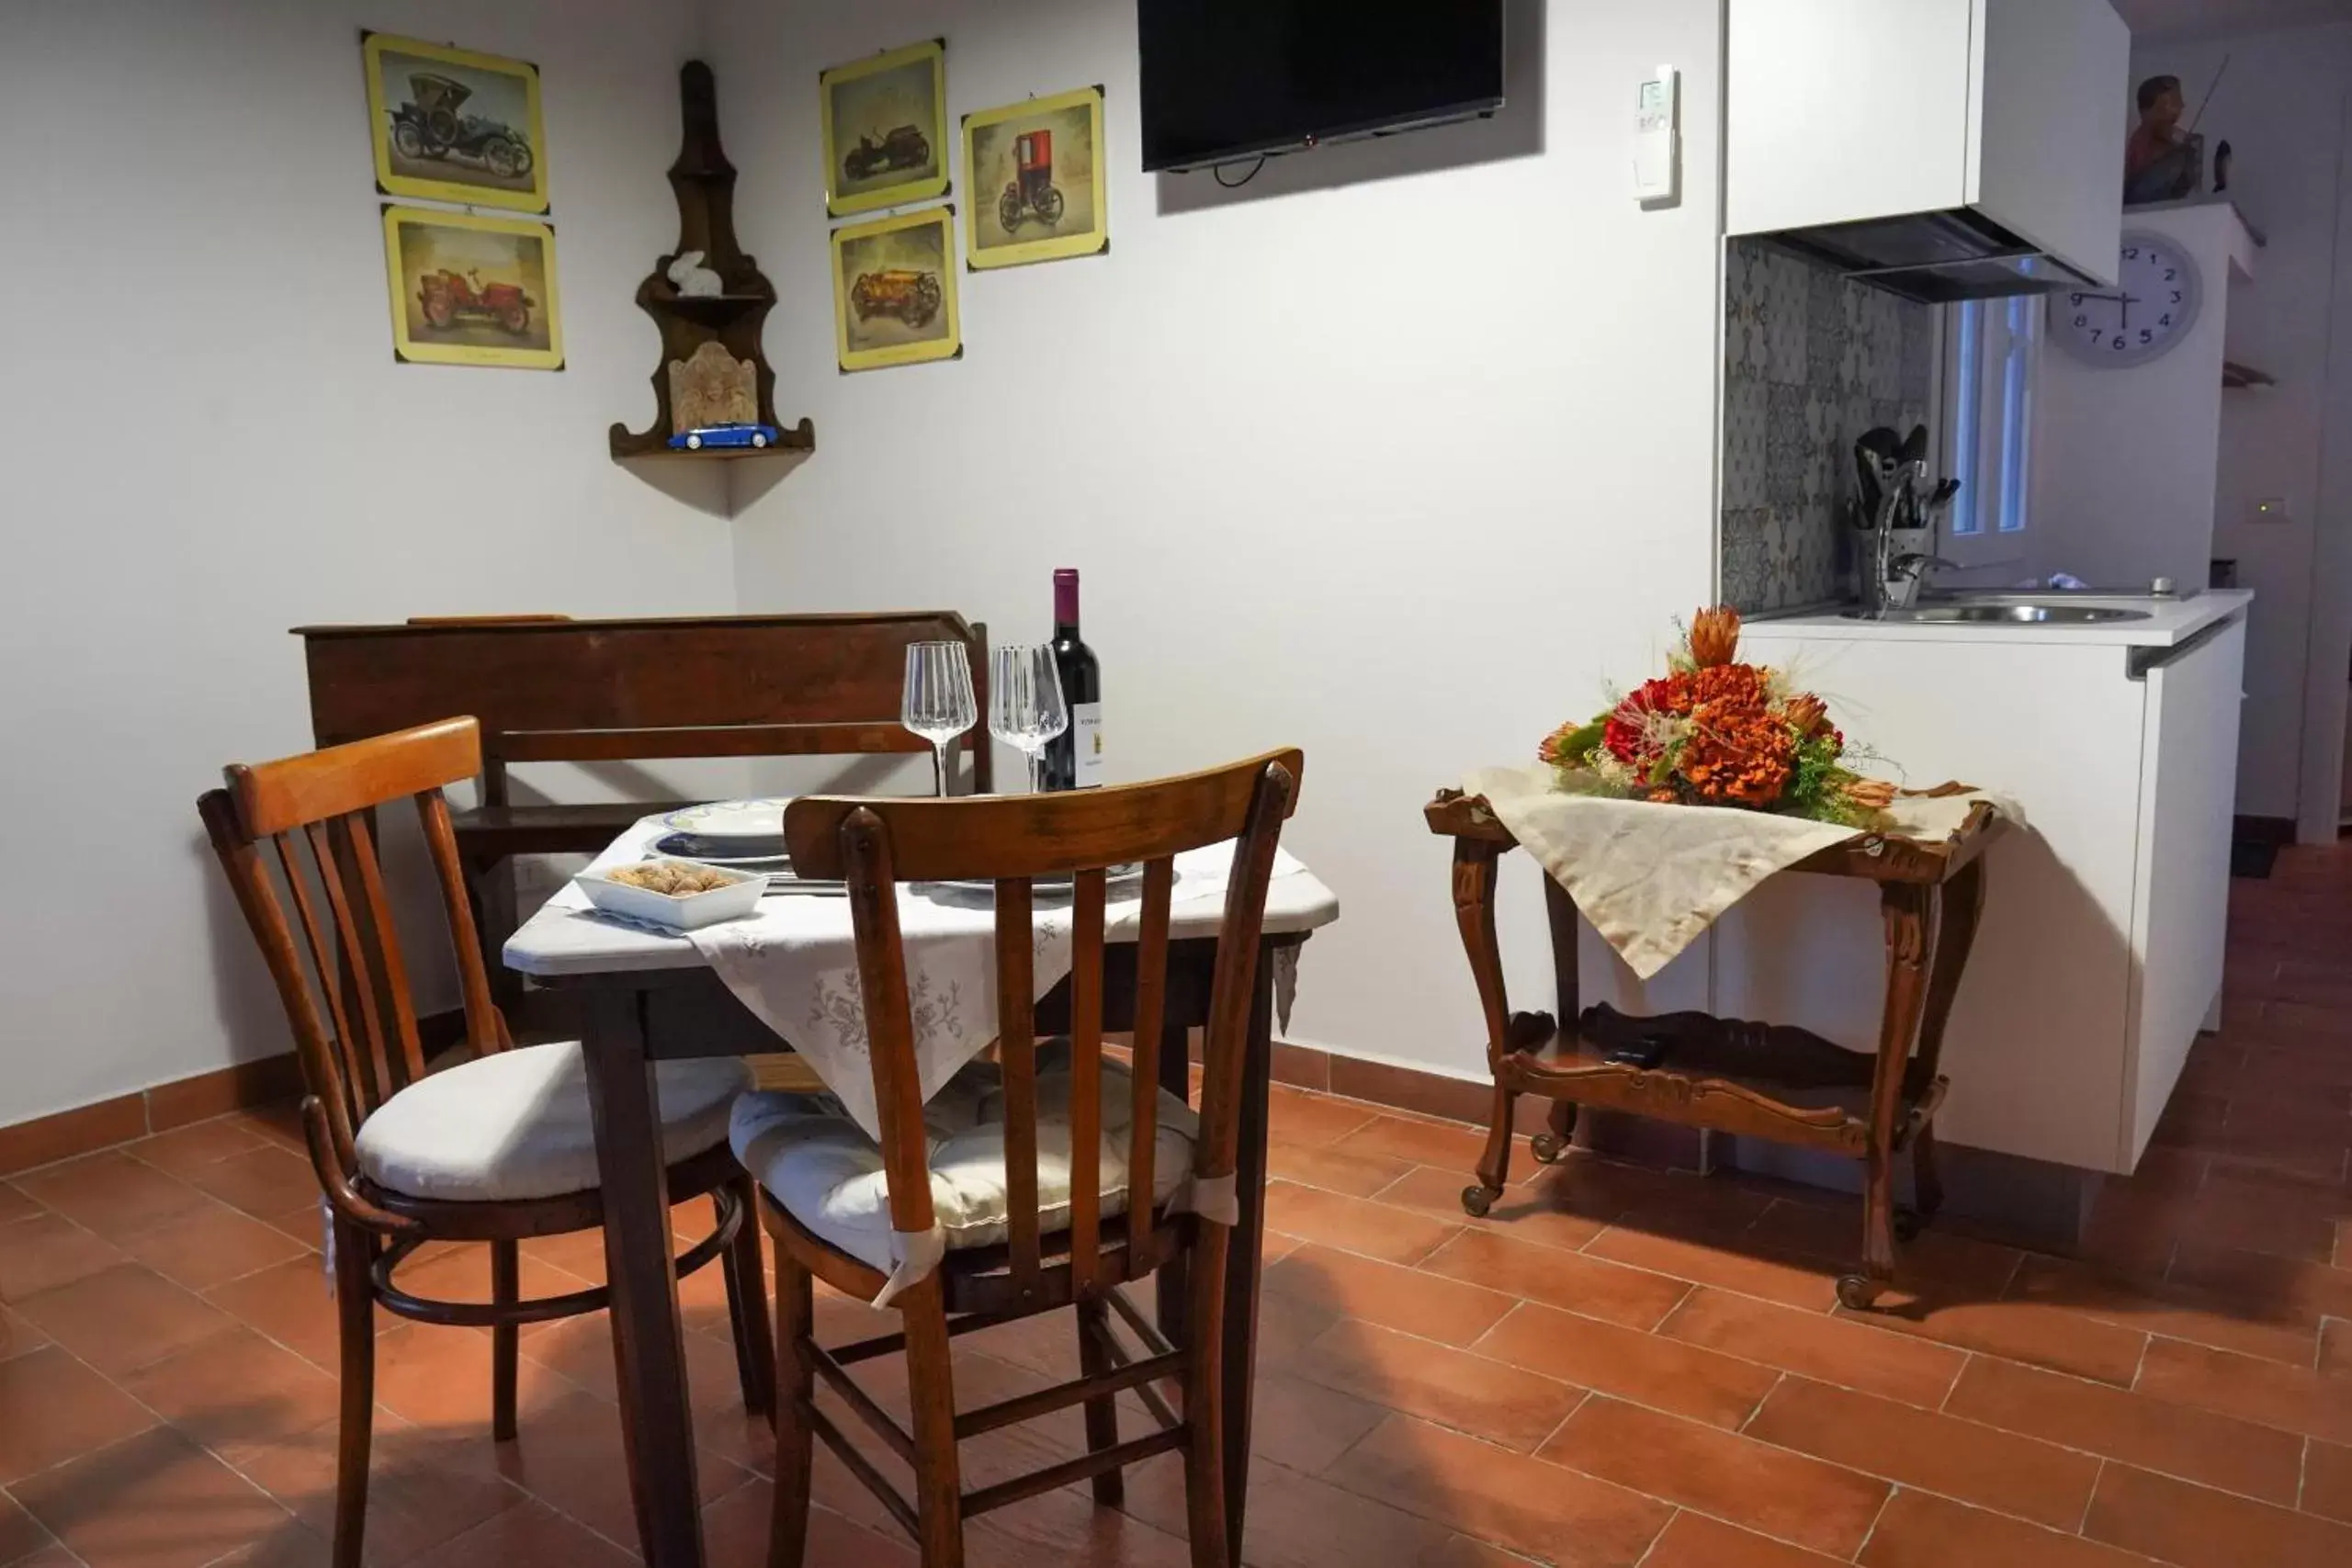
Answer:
1747;589;2251;649
1710;594;2250;1179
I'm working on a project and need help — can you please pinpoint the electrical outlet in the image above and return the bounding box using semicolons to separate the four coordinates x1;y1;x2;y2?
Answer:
2251;496;2290;525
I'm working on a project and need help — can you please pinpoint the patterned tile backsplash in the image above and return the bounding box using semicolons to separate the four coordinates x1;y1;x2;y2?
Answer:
1721;240;1936;613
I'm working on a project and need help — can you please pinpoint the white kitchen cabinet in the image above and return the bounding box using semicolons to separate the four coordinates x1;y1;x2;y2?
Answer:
1727;0;2129;287
1724;599;2248;1175
2125;616;2244;1161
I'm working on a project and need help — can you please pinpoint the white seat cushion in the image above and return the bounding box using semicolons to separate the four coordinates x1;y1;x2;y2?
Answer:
355;1041;752;1202
729;1045;1199;1279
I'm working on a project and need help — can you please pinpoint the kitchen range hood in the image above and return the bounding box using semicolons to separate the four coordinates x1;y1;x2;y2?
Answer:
1760;208;2102;304
1729;0;2128;303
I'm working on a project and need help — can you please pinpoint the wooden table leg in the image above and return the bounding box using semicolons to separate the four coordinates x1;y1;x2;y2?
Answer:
1843;884;1935;1312
1904;857;1985;1233
1532;877;1582;1166
1536;1099;1577;1165
1219;951;1275;1568
581;989;707;1568
1451;841;1521;1217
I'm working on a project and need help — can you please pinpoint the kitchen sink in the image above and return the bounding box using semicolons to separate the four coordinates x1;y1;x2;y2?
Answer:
1840;604;2153;625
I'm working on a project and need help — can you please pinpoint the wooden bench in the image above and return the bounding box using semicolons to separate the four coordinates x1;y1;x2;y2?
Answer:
297;612;992;1003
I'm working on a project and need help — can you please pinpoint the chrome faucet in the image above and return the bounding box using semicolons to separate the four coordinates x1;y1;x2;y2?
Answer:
1881;550;1959;609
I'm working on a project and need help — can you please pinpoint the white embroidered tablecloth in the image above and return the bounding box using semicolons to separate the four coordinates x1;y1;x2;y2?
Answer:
1464;764;2018;981
547;815;1307;1141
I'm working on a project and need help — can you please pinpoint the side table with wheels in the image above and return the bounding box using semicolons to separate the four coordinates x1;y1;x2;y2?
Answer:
1428;788;2002;1309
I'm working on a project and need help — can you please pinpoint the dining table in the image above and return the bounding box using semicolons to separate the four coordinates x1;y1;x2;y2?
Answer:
503;811;1341;1568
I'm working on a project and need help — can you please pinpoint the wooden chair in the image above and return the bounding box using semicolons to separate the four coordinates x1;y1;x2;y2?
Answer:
198;716;776;1568
740;750;1302;1568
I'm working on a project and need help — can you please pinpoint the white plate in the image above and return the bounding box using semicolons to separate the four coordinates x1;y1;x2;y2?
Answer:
651;832;792;870
575;859;766;931
658;798;792;848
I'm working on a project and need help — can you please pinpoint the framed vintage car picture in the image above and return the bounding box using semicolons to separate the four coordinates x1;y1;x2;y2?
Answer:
382;206;565;370
831;205;960;372
363;32;549;213
962;87;1108;269
820;39;949;218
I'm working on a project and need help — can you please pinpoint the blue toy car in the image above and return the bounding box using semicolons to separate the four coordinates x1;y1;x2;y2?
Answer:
670;423;783;451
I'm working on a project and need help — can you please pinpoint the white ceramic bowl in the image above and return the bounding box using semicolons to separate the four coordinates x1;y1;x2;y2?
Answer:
575;859;765;931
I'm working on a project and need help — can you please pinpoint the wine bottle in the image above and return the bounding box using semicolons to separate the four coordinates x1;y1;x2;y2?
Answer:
1042;568;1102;790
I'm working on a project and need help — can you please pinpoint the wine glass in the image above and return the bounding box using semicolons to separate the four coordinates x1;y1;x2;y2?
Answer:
989;644;1068;794
900;641;977;798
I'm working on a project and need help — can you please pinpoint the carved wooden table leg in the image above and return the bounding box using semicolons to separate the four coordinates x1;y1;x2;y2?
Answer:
1533;1099;1577;1165
1453;840;1517;1216
1531;878;1582;1164
1842;882;1935;1311
1900;855;1985;1236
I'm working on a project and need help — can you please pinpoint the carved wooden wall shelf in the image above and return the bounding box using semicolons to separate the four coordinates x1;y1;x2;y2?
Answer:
610;62;813;466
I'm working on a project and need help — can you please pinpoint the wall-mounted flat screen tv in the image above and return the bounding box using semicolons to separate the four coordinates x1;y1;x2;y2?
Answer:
1137;1;1505;174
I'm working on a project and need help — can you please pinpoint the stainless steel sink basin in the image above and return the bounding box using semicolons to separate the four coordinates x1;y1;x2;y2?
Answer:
1840;604;2153;625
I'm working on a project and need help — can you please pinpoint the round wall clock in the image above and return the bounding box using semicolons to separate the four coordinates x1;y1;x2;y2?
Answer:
2051;230;2203;369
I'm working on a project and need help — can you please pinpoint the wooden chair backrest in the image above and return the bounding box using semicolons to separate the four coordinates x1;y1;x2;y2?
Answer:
785;750;1304;1294
198;716;503;1175
297;610;992;791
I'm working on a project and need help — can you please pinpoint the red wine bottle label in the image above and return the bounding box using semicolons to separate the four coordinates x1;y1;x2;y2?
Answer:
1070;702;1103;785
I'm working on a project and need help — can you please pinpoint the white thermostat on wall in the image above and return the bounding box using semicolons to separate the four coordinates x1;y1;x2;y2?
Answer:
1634;65;1679;202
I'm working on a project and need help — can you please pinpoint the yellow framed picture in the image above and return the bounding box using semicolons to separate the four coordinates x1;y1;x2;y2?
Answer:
963;87;1108;269
831;206;960;372
382;207;564;370
363;32;548;213
820;39;949;218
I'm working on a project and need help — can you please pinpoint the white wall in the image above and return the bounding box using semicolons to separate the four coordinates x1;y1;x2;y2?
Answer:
2130;24;2352;828
2029;202;2246;595
711;0;1727;1082
0;0;740;1126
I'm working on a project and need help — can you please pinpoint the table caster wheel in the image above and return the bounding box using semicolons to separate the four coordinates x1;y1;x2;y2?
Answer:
1894;1208;1923;1242
1836;1273;1884;1311
1529;1134;1567;1165
1461;1185;1498;1217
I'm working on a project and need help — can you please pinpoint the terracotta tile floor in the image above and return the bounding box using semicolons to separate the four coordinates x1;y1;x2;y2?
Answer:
6;850;2352;1566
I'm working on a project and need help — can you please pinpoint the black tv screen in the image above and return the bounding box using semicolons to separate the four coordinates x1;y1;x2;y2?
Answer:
1137;1;1505;173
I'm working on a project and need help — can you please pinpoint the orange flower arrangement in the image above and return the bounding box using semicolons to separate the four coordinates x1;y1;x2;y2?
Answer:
1540;608;1893;824
1688;605;1742;669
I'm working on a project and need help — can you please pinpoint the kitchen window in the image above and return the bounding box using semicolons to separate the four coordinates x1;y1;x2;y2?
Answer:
1939;291;2041;566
